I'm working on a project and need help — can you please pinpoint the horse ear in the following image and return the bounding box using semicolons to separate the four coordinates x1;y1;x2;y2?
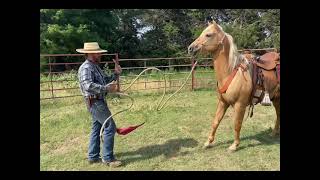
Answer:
206;16;216;26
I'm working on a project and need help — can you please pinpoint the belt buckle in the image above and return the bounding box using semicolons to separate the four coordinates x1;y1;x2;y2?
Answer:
89;95;96;100
91;94;100;100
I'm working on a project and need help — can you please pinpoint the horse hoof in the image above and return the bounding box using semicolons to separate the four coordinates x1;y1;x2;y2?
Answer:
271;129;280;137
271;132;280;138
203;141;215;149
228;144;238;152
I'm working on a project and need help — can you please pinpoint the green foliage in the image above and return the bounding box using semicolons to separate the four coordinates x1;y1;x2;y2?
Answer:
40;9;280;71
222;22;260;49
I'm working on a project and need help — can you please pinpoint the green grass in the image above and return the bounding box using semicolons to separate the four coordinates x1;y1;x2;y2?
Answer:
40;90;280;171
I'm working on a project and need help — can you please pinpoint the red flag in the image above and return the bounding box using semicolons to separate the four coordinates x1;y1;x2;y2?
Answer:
116;122;145;135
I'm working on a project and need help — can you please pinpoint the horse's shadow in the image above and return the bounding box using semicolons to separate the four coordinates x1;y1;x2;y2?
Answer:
115;138;198;164
116;129;279;164
208;128;280;151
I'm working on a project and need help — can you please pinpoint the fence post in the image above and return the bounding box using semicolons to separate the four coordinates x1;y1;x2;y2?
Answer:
168;59;171;89
49;57;54;99
144;60;147;89
115;53;120;92
191;58;195;91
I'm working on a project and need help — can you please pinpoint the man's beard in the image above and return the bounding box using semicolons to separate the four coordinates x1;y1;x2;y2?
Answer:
93;56;101;63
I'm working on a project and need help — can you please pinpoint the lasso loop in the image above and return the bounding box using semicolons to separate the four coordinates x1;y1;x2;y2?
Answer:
100;61;198;141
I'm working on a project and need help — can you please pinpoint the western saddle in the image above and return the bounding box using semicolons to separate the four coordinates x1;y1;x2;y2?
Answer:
242;50;280;110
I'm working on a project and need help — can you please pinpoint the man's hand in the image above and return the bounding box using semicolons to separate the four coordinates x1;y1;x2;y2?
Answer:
113;59;122;75
105;83;118;93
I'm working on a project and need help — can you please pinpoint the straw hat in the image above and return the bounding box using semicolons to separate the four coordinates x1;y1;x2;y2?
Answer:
76;42;107;53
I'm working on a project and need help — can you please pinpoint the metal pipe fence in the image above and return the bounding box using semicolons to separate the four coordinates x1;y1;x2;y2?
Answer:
40;48;277;100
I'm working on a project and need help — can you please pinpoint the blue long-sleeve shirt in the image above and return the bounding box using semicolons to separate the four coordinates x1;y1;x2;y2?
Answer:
78;60;119;98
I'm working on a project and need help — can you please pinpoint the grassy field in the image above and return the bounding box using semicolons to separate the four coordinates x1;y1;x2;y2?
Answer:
40;89;280;171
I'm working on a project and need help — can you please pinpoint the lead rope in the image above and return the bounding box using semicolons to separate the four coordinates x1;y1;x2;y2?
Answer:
100;61;198;141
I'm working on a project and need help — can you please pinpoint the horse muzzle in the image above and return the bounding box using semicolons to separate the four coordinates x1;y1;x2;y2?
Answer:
188;44;200;55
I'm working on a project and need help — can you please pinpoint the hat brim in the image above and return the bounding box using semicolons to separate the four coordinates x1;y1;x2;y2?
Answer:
76;49;108;53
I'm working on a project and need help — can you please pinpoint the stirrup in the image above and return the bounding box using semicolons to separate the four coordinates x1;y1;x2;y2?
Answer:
261;92;272;106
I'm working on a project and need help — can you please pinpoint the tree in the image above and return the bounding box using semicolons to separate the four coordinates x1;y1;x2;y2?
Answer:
40;9;280;71
40;9;119;71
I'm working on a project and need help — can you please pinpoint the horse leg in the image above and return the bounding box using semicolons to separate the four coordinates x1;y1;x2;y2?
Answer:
204;100;229;148
228;103;246;152
271;98;280;137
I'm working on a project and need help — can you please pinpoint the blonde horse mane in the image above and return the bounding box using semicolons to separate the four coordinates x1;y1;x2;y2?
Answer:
225;33;241;72
215;24;241;72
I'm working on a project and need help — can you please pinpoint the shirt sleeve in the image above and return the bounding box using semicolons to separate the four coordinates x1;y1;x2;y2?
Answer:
80;67;107;94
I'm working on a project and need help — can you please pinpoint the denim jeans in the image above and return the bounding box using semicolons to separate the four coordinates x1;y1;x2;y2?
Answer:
87;99;116;162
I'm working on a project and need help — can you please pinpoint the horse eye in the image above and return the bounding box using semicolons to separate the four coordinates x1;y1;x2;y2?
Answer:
206;33;214;37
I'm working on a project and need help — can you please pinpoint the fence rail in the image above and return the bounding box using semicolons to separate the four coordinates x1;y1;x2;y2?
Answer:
40;48;277;100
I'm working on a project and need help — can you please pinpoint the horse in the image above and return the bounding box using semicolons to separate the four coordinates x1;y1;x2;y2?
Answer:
187;20;280;152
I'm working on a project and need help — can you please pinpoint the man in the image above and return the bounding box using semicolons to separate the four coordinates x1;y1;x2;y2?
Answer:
77;42;122;167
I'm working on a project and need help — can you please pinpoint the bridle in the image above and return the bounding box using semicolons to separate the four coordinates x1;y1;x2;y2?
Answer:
200;33;226;51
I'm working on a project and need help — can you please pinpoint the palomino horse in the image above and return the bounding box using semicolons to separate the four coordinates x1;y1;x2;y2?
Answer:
188;21;280;151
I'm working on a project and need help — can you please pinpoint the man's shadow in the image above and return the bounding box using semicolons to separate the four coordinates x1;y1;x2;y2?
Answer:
116;138;198;164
